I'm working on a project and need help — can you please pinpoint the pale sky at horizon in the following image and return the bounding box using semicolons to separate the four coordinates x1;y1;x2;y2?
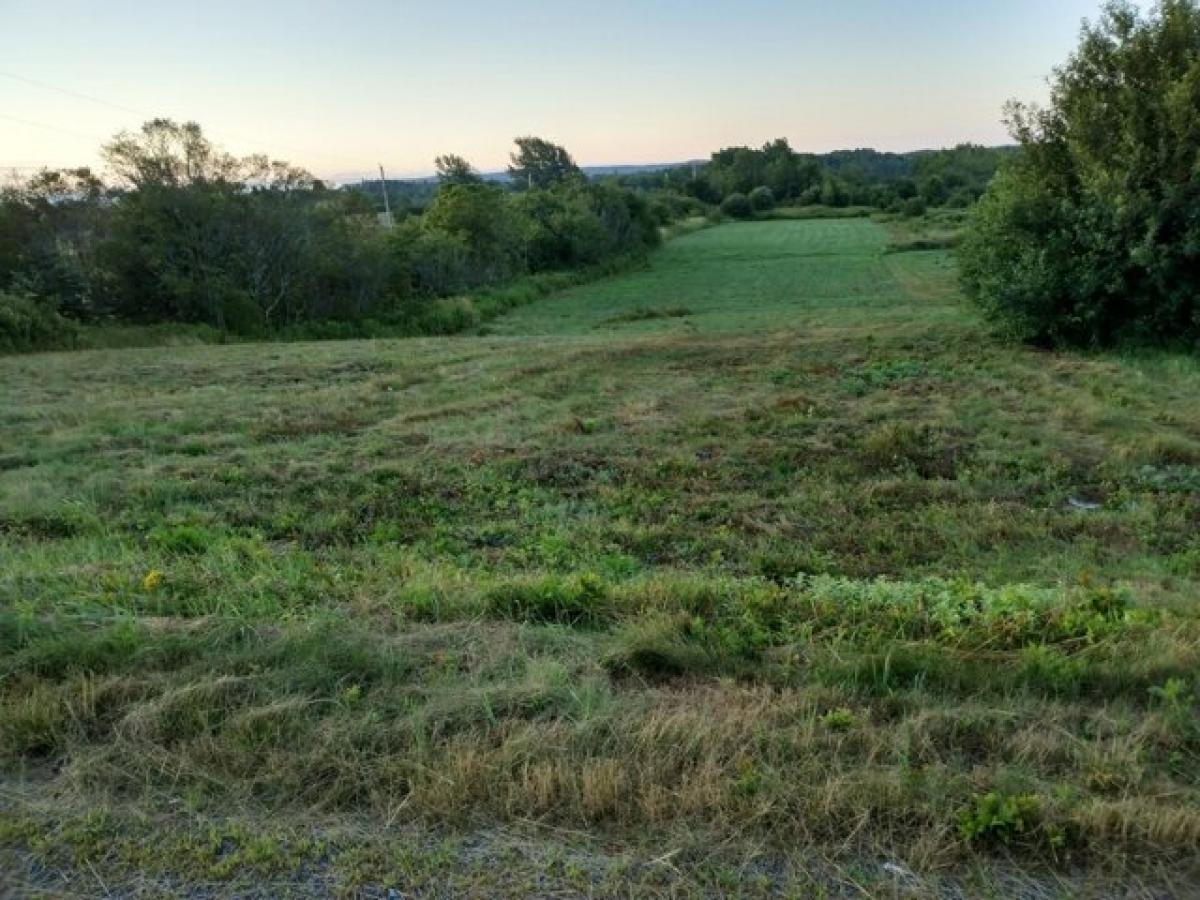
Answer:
1;0;1144;182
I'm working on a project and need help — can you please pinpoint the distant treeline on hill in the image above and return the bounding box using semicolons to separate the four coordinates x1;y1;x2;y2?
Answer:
350;142;1015;218
642;142;1014;218
0;122;1010;353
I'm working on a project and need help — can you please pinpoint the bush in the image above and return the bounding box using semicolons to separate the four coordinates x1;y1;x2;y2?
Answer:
720;193;754;219
0;289;79;353
960;1;1200;348
901;197;927;219
393;224;471;297
647;191;705;227
748;186;775;212
422;182;525;286
958;792;1044;847
946;188;976;209
411;296;479;335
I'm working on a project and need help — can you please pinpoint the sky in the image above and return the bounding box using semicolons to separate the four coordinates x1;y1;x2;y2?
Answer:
0;0;1141;182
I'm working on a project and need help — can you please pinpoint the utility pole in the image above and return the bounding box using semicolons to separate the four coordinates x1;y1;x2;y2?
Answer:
378;164;394;227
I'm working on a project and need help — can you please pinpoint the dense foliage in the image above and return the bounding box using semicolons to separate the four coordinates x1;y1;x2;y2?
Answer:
361;143;1013;222
720;193;754;219
508;136;583;190
0;122;663;348
642;140;1011;213
0;288;79;353
960;0;1200;348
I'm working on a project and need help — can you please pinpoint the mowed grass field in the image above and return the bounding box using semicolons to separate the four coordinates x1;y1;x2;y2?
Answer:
489;218;963;336
3;219;1200;896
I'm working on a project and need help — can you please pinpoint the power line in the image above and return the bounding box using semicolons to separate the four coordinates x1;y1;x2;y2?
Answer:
1;69;442;183
0;68;355;168
0;71;149;119
0;113;104;142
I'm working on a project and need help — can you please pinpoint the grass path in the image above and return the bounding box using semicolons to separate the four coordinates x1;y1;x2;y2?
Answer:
489;218;967;337
2;220;1199;896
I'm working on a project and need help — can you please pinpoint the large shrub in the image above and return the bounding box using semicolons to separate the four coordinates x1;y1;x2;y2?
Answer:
513;182;659;272
720;193;754;219
422;182;525;286
960;0;1200;348
0;169;107;320
0;289;79;353
749;186;776;212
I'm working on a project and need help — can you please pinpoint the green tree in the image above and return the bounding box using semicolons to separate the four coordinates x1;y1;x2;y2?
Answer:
423;183;525;285
99;119;397;333
819;177;849;207
508;137;582;190
434;154;481;186
104;119;249;188
102;121;286;329
0;168;107;318
749;186;776;212
960;0;1200;347
720;193;754;219
0;287;79;352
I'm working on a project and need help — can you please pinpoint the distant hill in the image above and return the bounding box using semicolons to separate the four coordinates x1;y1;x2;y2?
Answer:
338;161;703;188
579;161;706;178
340;161;707;212
342;147;1017;213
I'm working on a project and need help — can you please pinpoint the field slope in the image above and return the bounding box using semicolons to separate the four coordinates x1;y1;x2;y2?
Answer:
3;219;1199;896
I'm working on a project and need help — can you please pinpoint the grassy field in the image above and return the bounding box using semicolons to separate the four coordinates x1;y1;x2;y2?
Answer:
2;218;1199;897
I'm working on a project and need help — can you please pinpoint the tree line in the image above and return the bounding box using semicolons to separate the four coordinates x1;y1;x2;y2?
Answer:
354;143;1016;223
608;142;1014;220
0;126;671;351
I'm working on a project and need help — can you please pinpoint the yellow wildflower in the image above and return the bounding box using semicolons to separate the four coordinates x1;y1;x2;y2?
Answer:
141;569;164;591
